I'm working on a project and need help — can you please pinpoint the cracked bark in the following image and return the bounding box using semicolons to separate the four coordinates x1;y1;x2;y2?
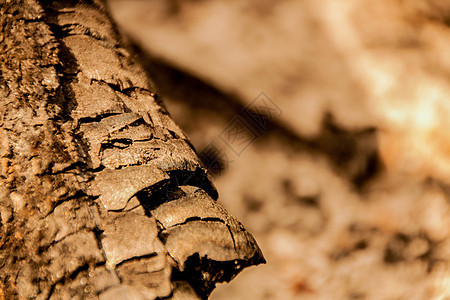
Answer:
0;0;265;299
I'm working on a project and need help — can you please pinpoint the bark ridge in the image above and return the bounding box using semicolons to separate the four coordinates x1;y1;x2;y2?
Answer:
0;0;264;299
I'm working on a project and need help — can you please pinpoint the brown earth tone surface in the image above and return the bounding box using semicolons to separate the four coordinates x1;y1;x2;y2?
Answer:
108;0;450;299
0;0;263;298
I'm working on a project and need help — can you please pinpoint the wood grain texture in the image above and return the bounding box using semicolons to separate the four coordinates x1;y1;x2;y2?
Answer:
0;0;264;299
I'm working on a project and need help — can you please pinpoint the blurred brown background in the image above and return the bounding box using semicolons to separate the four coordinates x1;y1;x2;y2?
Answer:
107;1;450;299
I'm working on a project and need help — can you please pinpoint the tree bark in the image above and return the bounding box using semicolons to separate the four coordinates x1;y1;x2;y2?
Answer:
0;0;264;299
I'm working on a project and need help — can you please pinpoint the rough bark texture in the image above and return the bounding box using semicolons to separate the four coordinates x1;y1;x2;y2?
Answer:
0;0;264;299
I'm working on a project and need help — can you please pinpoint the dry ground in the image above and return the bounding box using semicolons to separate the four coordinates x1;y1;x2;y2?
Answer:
108;1;450;299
